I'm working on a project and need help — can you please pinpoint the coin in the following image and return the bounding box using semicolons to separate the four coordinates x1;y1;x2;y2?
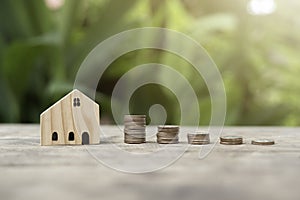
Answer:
188;138;210;143
124;114;146;144
157;132;178;137
158;128;179;133
157;139;179;144
188;133;209;139
220;141;243;145
188;133;210;145
124;121;146;125
124;115;146;121
124;128;146;132
189;141;210;145
251;139;275;145
220;135;242;140
124;114;146;118
220;135;243;145
156;125;179;144
220;136;243;143
124;127;146;132
124;139;145;144
124;138;146;143
124;119;146;123
124;132;145;137
189;139;209;142
157;136;179;141
157;137;178;141
188;139;210;142
158;125;179;130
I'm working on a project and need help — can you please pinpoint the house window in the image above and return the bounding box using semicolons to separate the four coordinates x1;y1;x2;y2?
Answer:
52;132;58;141
68;132;75;141
73;98;80;107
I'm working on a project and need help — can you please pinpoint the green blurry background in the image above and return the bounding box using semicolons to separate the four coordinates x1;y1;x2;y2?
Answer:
0;0;299;125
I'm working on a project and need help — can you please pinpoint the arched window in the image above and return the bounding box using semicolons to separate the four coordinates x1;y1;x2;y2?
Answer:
52;132;58;141
68;132;75;141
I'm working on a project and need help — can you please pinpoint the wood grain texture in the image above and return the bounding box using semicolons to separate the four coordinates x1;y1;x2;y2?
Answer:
40;89;100;145
0;125;300;200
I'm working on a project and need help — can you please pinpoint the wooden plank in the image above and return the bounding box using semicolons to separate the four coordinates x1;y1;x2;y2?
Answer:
0;124;300;200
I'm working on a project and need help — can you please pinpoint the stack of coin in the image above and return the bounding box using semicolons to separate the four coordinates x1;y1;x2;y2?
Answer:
156;125;179;144
220;136;243;145
124;115;146;144
187;132;210;145
251;139;275;145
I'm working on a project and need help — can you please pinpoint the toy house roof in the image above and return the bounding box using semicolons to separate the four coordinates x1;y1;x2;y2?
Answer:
40;89;98;116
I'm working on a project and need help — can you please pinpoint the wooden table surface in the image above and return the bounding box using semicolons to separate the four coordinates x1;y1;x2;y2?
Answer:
0;124;299;200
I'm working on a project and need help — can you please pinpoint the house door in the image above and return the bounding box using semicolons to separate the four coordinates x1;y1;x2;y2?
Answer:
82;132;89;145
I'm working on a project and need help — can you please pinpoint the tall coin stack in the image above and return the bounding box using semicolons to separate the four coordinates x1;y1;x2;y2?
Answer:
187;132;210;145
157;125;179;144
220;136;243;145
124;115;146;144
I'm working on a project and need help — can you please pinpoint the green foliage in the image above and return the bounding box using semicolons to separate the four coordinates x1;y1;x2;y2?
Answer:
0;0;299;125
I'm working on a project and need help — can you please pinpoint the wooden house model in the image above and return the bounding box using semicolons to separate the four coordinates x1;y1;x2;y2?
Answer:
40;89;100;145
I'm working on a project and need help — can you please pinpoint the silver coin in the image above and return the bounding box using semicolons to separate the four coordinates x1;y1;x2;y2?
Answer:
157;139;179;144
124;128;146;131
125;137;146;141
124;122;145;126
124;114;146;117
124;115;146;121
124;129;145;133
188;138;210;142
220;136;243;142
124;122;146;126
124;127;146;132
158;125;179;130
189;141;210;145
158;128;179;132
124;135;145;139
188;133;209;139
157;132;178;136
124;134;145;138
251;139;275;145
220;141;243;145
124;126;146;130
124;140;145;144
124;137;146;141
125;134;145;137
124;132;145;136
157;137;179;141
124;136;145;140
188;139;210;143
124;119;146;123
188;133;209;137
157;131;179;135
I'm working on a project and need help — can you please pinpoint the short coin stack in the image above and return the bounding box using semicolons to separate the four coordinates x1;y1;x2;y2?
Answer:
187;132;210;145
124;115;146;144
251;139;275;145
157;125;179;144
220;136;243;145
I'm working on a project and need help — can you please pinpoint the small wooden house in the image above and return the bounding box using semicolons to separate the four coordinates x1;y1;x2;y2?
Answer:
40;89;100;145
